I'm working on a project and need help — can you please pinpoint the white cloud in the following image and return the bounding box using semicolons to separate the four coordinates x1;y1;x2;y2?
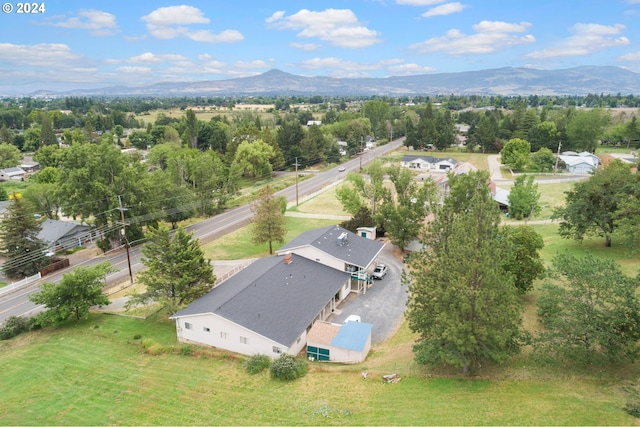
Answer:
289;42;320;51
526;23;628;59
299;57;435;77
422;2;467;17
410;20;534;55
618;51;640;61
49;9;118;36
142;5;209;26
387;63;437;75
266;8;381;48
116;66;152;73
128;52;188;63
396;0;446;5
142;5;243;44
0;43;80;67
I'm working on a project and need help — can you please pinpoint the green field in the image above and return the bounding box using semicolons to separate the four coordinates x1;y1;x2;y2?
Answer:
1;308;638;425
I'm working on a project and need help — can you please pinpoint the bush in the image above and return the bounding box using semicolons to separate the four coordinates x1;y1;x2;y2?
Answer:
245;354;271;375
269;353;307;381
0;315;30;340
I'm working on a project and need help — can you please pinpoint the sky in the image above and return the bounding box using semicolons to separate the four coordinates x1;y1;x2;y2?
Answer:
1;0;640;93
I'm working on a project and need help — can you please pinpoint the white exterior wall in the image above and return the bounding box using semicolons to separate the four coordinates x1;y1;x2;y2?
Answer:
287;246;345;271
175;313;293;359
307;333;372;364
434;160;455;170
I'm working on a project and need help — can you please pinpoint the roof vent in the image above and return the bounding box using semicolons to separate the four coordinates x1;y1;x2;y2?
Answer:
337;232;348;246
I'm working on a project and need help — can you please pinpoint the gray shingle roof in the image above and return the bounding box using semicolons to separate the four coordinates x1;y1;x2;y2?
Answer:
277;225;384;269
173;254;350;347
402;155;457;165
37;219;89;245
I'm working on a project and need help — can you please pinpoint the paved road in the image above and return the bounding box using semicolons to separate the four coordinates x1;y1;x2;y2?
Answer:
0;137;406;324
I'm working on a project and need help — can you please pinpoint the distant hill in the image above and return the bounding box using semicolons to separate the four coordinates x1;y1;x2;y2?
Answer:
15;66;640;97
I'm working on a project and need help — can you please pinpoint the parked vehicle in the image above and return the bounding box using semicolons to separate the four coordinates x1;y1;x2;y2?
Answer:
344;314;361;323
372;263;387;279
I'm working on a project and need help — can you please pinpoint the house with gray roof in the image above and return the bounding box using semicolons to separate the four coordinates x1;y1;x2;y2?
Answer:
0;167;26;181
37;219;95;252
402;155;457;171
171;253;352;359
276;225;385;293
558;151;599;174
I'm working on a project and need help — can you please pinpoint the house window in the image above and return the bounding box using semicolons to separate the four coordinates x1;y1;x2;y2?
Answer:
220;332;229;340
184;322;193;330
273;346;282;354
240;336;248;344
203;327;210;333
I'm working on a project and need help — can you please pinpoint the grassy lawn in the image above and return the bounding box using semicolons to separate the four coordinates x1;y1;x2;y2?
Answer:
0;311;637;425
202;217;337;260
288;186;349;217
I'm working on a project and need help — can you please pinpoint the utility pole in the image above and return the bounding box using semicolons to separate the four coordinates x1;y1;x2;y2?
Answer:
553;141;562;176
295;157;299;206
117;195;133;285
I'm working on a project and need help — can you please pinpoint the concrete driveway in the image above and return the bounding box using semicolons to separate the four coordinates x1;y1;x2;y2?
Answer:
328;241;409;344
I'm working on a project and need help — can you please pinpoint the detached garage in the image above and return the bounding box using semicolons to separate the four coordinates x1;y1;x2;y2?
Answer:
306;320;373;364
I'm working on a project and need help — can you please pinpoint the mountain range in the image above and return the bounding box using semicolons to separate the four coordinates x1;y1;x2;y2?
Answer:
22;66;640;98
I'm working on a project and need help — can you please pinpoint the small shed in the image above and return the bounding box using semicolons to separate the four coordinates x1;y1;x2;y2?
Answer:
356;226;376;240
306;320;373;364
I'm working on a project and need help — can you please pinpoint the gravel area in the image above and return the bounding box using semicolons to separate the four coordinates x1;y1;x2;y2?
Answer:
328;241;409;344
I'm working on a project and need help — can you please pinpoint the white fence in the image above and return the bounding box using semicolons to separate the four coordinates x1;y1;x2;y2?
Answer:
0;272;42;297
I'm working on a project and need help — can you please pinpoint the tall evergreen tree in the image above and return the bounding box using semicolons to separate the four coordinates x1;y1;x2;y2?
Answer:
405;170;524;374
0;195;49;278
132;226;215;313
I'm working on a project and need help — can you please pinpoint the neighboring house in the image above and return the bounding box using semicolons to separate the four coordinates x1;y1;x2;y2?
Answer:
558;152;598;174
402;155;457;171
171;253;352;359
307;120;322;127
337;140;348;156
276;225;385;294
37;219;95;252
436;162;510;209
19;162;40;174
0;167;26;181
306;320;373;363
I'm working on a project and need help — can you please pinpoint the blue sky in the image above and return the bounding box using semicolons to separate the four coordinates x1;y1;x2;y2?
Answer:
1;0;640;93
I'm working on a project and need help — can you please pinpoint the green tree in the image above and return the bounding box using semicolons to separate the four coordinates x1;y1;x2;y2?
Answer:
363;100;391;139
40;113;57;146
133;226;215;313
500;138;531;171
0;195;48;278
0;142;22;168
232;140;274;178
405;170;524;374
29;262;114;323
553;159;632;247
537;253;640;363
184;109;199;149
377;165;436;250
251;185;287;255
500;225;545;294
508;175;541;220
22;183;61;220
529;147;556;172
336;159;386;217
565;108;610;152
